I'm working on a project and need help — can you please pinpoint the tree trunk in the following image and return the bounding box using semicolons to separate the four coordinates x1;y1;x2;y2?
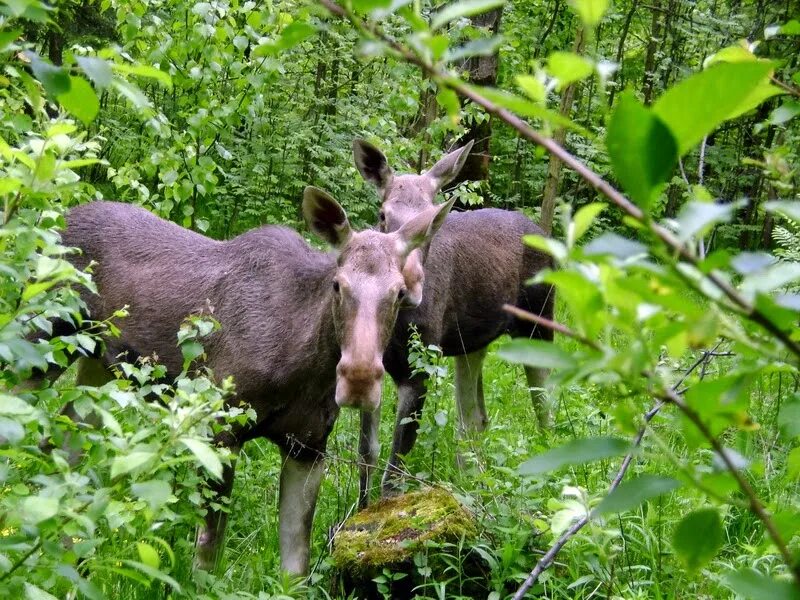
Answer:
608;0;637;106
449;7;503;190
539;26;586;235
642;0;664;105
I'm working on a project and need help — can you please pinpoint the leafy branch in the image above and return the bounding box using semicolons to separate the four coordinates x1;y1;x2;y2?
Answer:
319;0;800;363
505;305;800;593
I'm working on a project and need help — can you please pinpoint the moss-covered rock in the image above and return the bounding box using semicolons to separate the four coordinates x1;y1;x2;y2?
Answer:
331;488;486;599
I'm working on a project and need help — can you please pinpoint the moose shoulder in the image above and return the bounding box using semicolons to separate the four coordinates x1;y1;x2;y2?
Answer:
37;190;453;575
353;139;555;505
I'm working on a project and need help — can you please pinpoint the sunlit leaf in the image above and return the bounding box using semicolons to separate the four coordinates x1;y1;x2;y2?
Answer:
547;51;593;90
653;61;778;155
430;0;505;31
180;437;223;480
567;0;608;27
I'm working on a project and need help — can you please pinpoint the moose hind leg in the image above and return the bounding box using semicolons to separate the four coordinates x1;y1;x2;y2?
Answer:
525;366;552;429
381;375;427;496
278;452;325;576
358;405;381;509
454;348;488;435
194;445;239;573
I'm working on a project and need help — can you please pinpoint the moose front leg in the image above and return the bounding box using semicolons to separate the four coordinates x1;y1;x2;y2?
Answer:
278;452;325;576
194;446;239;572
358;406;381;509
381;374;427;496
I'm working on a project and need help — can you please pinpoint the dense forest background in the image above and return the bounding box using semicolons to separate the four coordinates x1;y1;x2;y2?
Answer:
2;0;800;599
28;0;800;243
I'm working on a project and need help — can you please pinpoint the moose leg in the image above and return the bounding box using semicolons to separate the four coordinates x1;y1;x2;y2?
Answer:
454;348;488;435
358;405;381;509
278;452;325;576
381;375;427;496
194;446;239;573
525;366;552;429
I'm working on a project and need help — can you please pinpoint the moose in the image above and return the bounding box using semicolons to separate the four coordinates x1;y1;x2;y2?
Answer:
353;139;555;505
30;189;453;574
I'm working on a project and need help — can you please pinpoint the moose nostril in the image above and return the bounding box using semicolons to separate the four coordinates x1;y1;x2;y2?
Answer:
338;360;384;383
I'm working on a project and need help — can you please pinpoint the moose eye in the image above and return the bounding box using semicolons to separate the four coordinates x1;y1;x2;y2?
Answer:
332;280;340;294
379;211;386;221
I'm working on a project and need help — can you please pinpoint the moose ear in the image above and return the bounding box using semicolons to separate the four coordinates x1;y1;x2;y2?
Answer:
425;140;474;190
302;186;352;248
393;196;455;258
353;138;393;191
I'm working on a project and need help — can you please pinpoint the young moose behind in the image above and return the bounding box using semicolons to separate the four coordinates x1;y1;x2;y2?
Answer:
39;189;453;574
353;140;555;505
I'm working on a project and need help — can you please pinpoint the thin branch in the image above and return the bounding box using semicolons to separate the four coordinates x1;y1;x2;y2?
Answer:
512;345;723;599
504;304;799;592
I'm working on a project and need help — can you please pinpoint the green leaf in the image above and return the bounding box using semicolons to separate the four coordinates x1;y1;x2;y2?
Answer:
446;36;504;62
781;19;800;35
0;28;21;52
594;474;681;515
76;56;112;88
21;496;59;524
121;560;182;593
111;63;172;90
27;52;70;96
653;61;777;155
431;0;505;31
675;200;745;243
606;92;677;209
515;74;545;103
24;583;58;600
519;436;630;475
137;542;160;570
57;76;99;126
0;393;35;415
764;200;800;222
352;0;392;14
567;0;609;27
131;480;173;511
724;569;800;600
436;88;461;119
583;232;647;260
547;51;593;90
276;21;316;50
778;394;800;440
498;339;576;370
180;438;223;480
787;447;800;479
110;451;156;479
571;202;606;242
672;508;724;571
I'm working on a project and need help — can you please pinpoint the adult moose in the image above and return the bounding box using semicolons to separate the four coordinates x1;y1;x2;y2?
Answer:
354;139;554;506
32;189;453;575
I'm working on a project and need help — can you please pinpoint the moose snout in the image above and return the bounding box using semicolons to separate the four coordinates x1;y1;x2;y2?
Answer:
335;357;385;411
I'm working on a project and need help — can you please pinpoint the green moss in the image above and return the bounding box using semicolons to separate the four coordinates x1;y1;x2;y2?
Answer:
331;487;477;574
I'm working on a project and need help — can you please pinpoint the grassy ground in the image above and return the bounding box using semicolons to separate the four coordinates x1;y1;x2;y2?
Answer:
55;308;796;598
196;316;796;599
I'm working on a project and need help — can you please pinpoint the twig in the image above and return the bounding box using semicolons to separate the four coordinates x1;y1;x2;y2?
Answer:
505;304;799;593
511;344;721;599
319;0;800;364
